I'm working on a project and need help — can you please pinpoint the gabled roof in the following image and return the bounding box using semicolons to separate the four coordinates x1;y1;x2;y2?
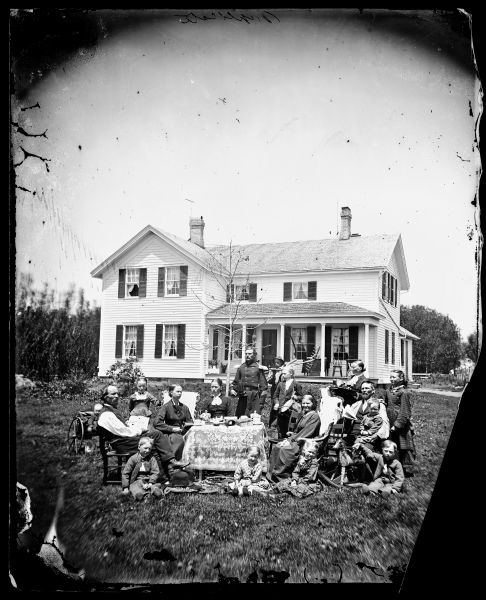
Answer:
207;301;384;320
90;225;219;278
91;225;409;289
208;234;409;289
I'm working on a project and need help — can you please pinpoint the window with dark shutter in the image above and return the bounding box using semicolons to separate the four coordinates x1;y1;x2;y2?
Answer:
385;330;389;364
308;281;317;301
224;329;229;361
212;329;219;361
177;324;186;359
249;283;257;302
138;269;147;298
155;324;163;358
179;266;188;296
118;270;126;298
283;282;292;302
349;326;359;361
158;268;166;297
136;325;144;358
115;325;123;358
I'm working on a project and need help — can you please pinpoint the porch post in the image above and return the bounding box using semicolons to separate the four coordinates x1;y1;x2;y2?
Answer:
364;323;370;377
320;322;326;377
242;323;247;357
280;323;285;358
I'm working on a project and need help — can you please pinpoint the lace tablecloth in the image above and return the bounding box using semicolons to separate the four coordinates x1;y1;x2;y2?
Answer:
181;423;268;472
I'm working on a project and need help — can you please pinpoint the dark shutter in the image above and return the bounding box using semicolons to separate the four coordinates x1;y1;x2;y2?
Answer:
387;273;391;303
249;283;257;302
115;325;123;358
155;324;163;358
392;332;395;364
349;326;359;361
325;327;332;373
401;339;404;366
246;326;255;346
136;325;144;358
138;268;147;298
212;329;219;361
179;266;188;296
283;282;292;302
394;278;398;307
177;324;185;359
118;269;126;298
381;272;386;299
385;330;389;364
391;275;395;306
157;267;166;297
284;326;291;361
308;281;317;301
307;326;316;354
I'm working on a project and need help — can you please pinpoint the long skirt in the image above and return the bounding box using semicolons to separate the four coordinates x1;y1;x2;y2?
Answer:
167;433;185;461
271;441;301;480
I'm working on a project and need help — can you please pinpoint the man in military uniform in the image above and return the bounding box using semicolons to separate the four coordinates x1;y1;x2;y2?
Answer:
230;348;268;417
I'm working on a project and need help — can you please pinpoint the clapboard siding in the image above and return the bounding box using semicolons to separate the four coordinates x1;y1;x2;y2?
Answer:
230;271;379;312
98;233;205;378
376;312;401;383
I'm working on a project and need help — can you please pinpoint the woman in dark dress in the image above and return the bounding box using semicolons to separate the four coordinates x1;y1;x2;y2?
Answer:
270;394;321;481
197;378;232;418
382;369;416;476
153;384;194;460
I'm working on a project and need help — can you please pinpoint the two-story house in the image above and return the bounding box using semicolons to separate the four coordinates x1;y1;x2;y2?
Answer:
91;207;418;383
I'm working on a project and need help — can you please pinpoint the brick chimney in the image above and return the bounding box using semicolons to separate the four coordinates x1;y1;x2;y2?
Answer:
189;216;205;248
339;207;352;240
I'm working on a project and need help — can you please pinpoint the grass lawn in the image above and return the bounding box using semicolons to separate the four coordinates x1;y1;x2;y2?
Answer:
14;387;460;585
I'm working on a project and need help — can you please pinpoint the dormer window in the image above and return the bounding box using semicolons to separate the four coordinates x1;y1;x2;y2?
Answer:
382;272;398;307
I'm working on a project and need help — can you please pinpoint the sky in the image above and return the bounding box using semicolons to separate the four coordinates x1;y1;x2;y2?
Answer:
12;8;481;338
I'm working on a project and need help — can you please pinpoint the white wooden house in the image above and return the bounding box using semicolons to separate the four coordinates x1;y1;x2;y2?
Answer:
91;208;418;383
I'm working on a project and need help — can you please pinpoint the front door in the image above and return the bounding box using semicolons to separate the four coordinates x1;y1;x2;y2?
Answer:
261;329;277;367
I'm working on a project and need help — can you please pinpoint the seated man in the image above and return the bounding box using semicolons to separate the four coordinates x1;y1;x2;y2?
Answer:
97;385;186;477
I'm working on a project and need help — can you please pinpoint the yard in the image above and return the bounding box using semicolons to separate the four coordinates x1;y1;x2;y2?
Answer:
14;384;461;587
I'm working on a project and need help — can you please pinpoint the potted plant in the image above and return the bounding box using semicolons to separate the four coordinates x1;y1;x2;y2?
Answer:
208;359;219;374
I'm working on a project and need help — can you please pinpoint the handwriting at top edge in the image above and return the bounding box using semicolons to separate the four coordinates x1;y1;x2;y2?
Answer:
175;11;281;25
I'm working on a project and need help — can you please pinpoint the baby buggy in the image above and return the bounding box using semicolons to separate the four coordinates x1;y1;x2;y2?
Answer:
317;386;374;488
66;404;102;454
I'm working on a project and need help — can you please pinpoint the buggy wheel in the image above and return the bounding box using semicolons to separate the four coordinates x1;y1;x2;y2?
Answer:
67;417;84;454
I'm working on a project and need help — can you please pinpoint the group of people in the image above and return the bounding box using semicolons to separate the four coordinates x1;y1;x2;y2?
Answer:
96;349;416;500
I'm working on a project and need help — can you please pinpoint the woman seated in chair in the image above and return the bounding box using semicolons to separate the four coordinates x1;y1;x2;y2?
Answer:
196;378;232;419
270;394;321;481
153;384;194;460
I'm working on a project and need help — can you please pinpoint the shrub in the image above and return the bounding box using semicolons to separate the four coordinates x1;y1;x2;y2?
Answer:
105;358;145;397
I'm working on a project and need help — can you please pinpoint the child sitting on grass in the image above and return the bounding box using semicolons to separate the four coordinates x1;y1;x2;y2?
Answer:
229;445;270;496
354;439;404;495
275;441;321;498
122;437;164;500
355;400;384;449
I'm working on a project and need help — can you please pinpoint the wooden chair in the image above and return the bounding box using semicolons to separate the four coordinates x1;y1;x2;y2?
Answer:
98;427;131;485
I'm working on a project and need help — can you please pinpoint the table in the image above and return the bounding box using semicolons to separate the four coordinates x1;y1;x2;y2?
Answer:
181;423;268;475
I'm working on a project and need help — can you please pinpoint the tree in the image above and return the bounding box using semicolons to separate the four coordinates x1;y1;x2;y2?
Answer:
400;305;463;373
462;331;480;363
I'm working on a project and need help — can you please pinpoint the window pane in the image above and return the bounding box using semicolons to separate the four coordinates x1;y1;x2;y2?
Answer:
235;285;249;301
166;267;180;295
293;282;308;299
164;325;178;357
124;326;137;357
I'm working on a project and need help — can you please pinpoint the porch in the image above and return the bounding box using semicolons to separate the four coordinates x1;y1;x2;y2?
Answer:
205;301;384;380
